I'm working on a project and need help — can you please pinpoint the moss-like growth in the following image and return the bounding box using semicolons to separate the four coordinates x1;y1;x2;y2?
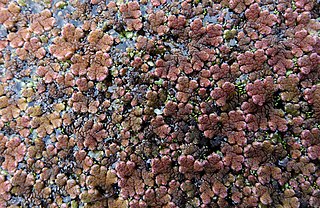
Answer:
224;29;237;40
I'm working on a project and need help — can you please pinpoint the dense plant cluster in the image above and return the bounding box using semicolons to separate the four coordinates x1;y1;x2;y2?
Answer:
0;0;320;207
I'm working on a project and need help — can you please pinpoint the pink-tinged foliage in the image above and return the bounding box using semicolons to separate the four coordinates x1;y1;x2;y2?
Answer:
199;69;211;88
246;114;259;132
151;116;171;139
278;74;300;102
116;161;136;178
257;166;281;185
30;9;55;35
246;76;275;106
229;0;255;14
222;144;244;171
210;82;235;106
149;10;168;36
7;28;30;48
164;101;177;117
189;47;212;71
295;0;315;11
301;128;320;147
304;85;320;118
210;63;231;81
178;155;195;174
205;24;223;47
151;156;171;175
221;110;246;132
168;15;186;30
71;54;89;76
212;181;228;198
155;57;180;81
297;53;320;75
119;1;142;31
177;103;193;121
268;109;288;132
301;129;320;160
308;145;320;160
189;18;205;38
0;2;20;29
1;0;320;207
68;92;88;113
49;23;84;61
284;8;298;27
56;72;75;88
1;137;26;173
266;46;293;76
87;29;114;52
23;37;46;59
198;113;219;139
290;29;316;57
175;76;198;103
245;3;278;35
238;49;267;73
203;153;223;173
220;110;247;146
0;175;11;195
36;66;58;84
151;0;166;7
87;52;112;81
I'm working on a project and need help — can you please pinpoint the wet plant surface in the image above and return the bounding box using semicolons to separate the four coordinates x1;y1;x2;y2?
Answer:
0;0;320;207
